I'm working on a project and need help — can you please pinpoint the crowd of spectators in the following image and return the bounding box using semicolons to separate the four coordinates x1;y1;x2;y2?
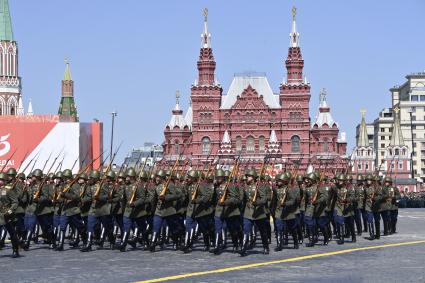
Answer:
399;191;425;208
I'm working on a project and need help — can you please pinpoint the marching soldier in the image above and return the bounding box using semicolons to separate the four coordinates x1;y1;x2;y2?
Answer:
149;170;182;252
23;169;54;250
110;171;125;239
355;175;368;234
6;168;26;243
240;169;269;256
296;174;306;243
334;174;356;245
51;171;64;249
372;176;385;239
80;170;116;252
389;179;401;234
0;172;21;257
363;174;376;240
211;169;242;255
114;168;151;252
57;170;87;251
381;177;393;236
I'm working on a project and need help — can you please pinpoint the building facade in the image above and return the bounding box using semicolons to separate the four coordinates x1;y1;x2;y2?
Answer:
359;72;425;186
162;8;348;171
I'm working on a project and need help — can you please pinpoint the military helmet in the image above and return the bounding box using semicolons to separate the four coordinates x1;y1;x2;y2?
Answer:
126;168;137;178
17;172;26;180
139;171;149;180
384;176;393;183
89;170;101;180
296;174;304;182
245;169;258;178
118;171;126;178
48;172;55;179
347;174;353;182
314;172;320;181
106;171;116;179
156;170;166;178
165;170;172;177
62;169;73;178
365;174;374;181
79;173;88;180
55;171;63;179
336;173;347;181
215;169;225;178
275;173;285;182
0;172;8;181
32;169;43;178
284;171;292;180
224;170;231;178
357;175;364;181
6;167;17;176
187;170;199;179
305;172;317;181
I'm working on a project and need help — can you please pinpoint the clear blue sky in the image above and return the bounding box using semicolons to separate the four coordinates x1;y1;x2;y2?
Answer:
10;0;425;162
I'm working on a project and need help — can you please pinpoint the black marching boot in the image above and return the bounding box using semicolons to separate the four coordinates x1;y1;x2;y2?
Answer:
274;232;282;252
231;232;240;253
239;234;249;257
260;232;269;255
368;223;375;240
375;222;380;239
350;222;357;243
183;231;192;254
203;233;210;252
80;232;93;252
211;233;222;255
292;229;299;249
23;231;32;251
55;231;65;251
149;232;158;252
337;225;344;245
306;229;315;247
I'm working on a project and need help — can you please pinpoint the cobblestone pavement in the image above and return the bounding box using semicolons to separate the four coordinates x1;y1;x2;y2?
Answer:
1;209;425;283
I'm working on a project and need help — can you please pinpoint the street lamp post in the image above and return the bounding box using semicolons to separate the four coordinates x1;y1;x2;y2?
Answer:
110;111;117;163
408;108;415;178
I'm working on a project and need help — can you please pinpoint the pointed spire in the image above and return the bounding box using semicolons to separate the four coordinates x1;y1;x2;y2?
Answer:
63;58;72;81
168;90;186;129
0;0;13;41
358;109;369;147
27;99;33;116
267;130;281;154
222;130;231;143
196;8;216;86
219;130;233;155
184;98;192;130
201;8;211;48
289;6;299;48
17;96;24;115
269;130;278;143
313;89;336;128
390;107;405;146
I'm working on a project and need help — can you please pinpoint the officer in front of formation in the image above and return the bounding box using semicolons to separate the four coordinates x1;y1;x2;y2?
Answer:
0;172;20;257
240;169;269;256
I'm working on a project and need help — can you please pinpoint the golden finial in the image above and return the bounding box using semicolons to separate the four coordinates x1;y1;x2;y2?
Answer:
292;6;297;21
175;90;180;105
203;8;208;22
360;109;366;117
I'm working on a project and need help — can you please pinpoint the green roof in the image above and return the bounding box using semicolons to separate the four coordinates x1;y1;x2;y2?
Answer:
0;0;13;41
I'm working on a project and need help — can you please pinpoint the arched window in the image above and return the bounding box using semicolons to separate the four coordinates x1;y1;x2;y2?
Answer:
395;148;399;156
291;136;300;153
236;136;242;153
323;138;329;152
247;136;255;153
10;106;15;115
259;136;265;153
202;137;211;155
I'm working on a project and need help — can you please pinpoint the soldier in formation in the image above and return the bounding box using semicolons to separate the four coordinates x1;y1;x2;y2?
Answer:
0;162;402;258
